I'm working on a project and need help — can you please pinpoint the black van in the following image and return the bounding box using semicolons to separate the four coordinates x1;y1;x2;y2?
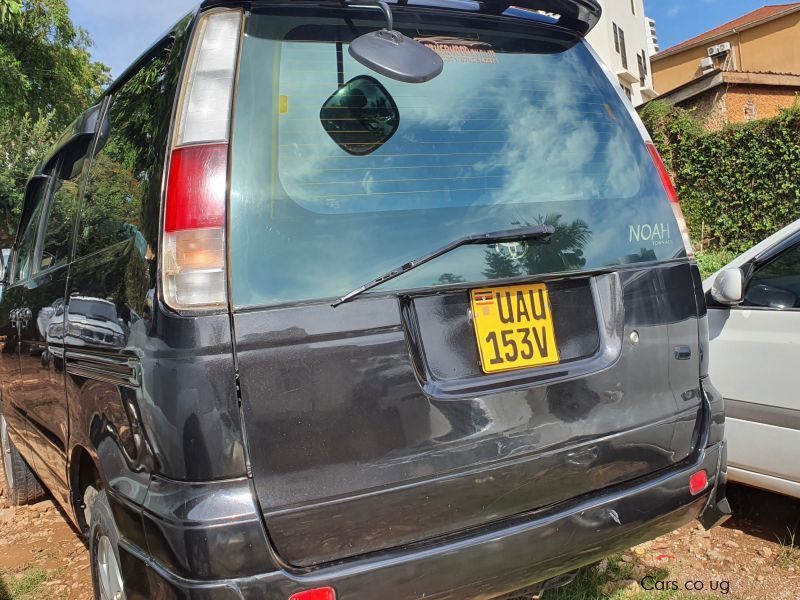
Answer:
0;1;730;598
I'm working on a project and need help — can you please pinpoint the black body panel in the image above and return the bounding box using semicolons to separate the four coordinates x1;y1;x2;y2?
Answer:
233;261;705;566
113;439;727;600
18;265;71;508
201;0;603;37
0;286;26;452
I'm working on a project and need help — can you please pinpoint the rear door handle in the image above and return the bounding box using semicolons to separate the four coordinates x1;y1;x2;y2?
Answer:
674;346;692;360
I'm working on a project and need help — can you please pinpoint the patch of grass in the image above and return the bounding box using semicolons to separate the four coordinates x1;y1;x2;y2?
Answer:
695;250;737;280
0;567;48;600
545;554;720;600
776;528;800;570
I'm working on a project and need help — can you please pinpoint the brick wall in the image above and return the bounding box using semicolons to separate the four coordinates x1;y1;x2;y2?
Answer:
677;84;800;131
725;85;800;124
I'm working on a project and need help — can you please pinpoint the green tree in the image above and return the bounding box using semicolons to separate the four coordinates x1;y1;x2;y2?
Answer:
0;1;22;27
0;110;55;244
0;0;109;127
640;100;800;253
0;0;109;247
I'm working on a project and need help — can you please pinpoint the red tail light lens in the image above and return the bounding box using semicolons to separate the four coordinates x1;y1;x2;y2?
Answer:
646;142;694;257
646;143;679;204
162;143;229;309
689;470;708;495
289;588;336;600
165;143;228;233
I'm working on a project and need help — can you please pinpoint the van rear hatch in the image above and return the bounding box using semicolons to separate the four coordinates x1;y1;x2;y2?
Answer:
227;4;703;567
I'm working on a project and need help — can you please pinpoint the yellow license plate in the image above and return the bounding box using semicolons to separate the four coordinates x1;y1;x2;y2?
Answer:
470;283;560;374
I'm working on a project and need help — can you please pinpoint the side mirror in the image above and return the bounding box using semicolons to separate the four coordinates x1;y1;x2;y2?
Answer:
711;268;745;305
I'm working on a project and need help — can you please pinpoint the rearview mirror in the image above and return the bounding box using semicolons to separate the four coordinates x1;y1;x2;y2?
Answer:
320;75;400;155
346;0;443;84
711;268;744;305
350;29;443;84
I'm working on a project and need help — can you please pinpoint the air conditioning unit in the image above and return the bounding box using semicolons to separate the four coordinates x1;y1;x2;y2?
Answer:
707;42;732;57
700;56;714;71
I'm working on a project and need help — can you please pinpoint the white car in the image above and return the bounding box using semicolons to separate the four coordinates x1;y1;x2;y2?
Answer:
705;219;800;498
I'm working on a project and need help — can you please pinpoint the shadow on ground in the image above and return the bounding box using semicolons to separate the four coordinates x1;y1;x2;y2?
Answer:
724;483;800;546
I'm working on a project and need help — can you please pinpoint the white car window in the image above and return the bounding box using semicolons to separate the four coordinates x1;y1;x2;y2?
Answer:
744;243;800;310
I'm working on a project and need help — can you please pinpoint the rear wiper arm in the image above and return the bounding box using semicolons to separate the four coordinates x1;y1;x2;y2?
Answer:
332;224;555;307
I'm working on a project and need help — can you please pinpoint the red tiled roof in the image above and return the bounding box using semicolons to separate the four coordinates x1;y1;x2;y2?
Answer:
654;3;800;58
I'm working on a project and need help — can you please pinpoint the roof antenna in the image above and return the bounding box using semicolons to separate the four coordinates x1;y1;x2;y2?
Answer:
343;0;444;83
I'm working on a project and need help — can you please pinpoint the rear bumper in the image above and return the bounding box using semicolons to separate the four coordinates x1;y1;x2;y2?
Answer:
117;440;728;600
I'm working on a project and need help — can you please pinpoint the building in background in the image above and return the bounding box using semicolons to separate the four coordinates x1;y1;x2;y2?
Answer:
585;0;657;106
645;17;660;56
650;3;800;130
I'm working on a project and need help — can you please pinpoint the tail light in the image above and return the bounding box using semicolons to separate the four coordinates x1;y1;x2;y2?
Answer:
647;142;694;258
689;470;708;495
288;588;336;600
162;9;243;310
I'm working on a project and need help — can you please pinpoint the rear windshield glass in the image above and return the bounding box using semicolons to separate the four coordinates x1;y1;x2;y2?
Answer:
230;9;681;308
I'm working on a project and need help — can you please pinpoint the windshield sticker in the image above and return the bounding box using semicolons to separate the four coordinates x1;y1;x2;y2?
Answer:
416;37;499;64
630;223;672;247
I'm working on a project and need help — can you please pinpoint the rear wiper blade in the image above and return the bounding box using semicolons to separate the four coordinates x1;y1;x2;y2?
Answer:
332;224;555;307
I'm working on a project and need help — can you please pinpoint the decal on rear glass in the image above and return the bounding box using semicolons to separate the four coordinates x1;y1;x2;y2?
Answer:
630;223;673;247
416;37;499;64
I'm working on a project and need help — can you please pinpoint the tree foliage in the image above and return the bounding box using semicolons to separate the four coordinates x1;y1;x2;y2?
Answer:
0;1;22;26
0;0;109;247
640;100;800;253
0;110;54;238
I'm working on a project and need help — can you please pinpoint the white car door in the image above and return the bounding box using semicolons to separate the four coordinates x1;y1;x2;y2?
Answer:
709;241;800;495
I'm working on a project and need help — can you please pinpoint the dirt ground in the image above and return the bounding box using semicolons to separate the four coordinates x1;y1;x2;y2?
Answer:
1;483;800;599
556;482;800;600
0;485;91;600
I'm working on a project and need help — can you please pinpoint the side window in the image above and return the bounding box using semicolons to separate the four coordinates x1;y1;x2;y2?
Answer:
744;244;800;309
12;174;56;282
77;48;174;259
40;147;91;270
13;199;46;283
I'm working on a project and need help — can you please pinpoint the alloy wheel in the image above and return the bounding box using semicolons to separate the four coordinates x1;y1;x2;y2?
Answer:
96;535;125;600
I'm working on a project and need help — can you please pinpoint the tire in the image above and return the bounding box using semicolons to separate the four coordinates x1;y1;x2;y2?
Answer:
0;414;48;505
89;490;127;600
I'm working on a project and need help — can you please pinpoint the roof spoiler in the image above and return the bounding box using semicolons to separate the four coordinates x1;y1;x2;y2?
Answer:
479;0;602;36
201;0;602;37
